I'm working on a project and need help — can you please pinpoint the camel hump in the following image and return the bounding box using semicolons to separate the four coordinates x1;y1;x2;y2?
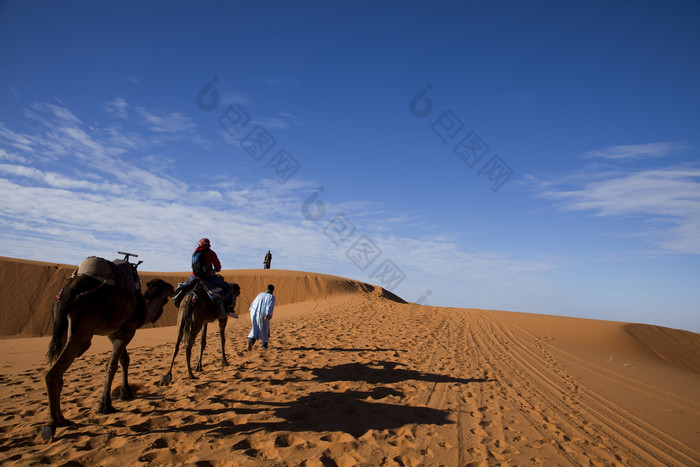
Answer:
77;256;138;293
77;256;112;280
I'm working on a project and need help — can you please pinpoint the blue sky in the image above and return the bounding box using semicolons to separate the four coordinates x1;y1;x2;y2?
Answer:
1;1;698;331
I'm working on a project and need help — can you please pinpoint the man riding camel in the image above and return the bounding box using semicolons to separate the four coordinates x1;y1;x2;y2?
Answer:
191;238;235;316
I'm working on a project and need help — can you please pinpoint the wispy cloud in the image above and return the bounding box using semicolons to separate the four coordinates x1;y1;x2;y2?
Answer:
0;163;125;193
220;91;253;107
19;102;128;165
0;148;28;163
42;102;82;125
262;77;302;86
0;101;359;270
536;165;700;254
135;107;196;133
0;123;34;152
104;97;128;119
252;113;303;130
578;141;689;160
0;99;559;309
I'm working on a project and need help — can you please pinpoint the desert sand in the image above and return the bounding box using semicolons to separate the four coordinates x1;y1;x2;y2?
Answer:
0;256;698;466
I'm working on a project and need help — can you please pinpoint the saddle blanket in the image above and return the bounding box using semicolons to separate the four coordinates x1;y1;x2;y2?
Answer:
173;277;222;308
77;256;139;293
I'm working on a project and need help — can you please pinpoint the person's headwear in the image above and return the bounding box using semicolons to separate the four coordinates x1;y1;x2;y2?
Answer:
198;238;211;248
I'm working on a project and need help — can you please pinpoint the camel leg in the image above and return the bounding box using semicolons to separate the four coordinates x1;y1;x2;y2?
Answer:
100;329;135;414
161;315;187;386
185;320;203;379
42;335;92;441
185;337;196;379
218;317;228;367
195;323;208;372
119;349;134;400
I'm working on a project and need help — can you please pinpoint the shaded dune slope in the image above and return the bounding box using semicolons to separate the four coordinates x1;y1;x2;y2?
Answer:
625;323;700;374
0;256;404;337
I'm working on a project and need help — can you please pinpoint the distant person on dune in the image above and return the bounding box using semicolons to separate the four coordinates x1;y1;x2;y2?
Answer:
263;250;272;269
247;284;276;350
191;238;234;314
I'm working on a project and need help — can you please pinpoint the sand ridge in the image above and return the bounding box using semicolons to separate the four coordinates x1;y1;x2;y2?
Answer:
0;257;698;465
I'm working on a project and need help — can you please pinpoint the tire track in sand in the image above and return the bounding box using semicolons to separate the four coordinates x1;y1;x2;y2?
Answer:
467;310;610;465
475;310;700;466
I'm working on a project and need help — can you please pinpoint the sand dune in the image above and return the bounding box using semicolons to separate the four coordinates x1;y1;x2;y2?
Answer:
0;257;698;465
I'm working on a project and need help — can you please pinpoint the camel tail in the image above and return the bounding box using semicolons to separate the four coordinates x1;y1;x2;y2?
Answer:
47;274;90;362
47;284;72;362
180;294;197;345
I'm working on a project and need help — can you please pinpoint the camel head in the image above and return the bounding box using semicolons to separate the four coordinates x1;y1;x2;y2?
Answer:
229;282;241;299
143;279;175;323
229;282;241;310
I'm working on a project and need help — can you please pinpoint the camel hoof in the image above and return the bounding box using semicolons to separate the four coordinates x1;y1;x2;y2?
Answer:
40;425;55;443
187;373;198;380
159;374;172;386
98;404;117;414
56;416;73;427
120;384;134;400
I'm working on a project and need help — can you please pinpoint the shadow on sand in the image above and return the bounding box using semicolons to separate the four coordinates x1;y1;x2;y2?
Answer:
287;346;396;352
225;387;448;438
132;360;494;439
305;360;491;386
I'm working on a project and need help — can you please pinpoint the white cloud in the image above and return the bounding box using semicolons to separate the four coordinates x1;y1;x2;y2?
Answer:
0;163;123;193
537;165;700;254
104;97;128;119
136;107;196;133
0;123;34;152
220;91;253;107
0;148;28;163
578;141;689;160
0;102;351;270
0;99;561;313
42;102;82;125
252;113;303;131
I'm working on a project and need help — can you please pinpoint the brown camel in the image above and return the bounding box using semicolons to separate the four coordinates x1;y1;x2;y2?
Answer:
160;278;241;385
41;274;174;442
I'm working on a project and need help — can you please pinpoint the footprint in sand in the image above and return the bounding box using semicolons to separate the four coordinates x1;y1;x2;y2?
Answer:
320;432;357;444
233;438;259;458
275;433;307;448
108;437;129;449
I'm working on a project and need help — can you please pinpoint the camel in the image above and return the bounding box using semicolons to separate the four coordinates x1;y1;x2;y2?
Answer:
41;273;174;442
160;278;241;385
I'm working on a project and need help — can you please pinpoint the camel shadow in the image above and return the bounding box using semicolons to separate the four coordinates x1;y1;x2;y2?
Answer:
187;361;492;438
213;387;452;438
303;360;493;386
118;386;455;439
117;361;495;440
287;346;396;352
233;360;491;388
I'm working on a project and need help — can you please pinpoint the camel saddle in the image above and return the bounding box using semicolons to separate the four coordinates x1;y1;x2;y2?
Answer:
77;256;140;293
172;277;223;309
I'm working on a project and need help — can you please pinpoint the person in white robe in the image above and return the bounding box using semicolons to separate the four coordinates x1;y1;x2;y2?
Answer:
247;284;276;349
